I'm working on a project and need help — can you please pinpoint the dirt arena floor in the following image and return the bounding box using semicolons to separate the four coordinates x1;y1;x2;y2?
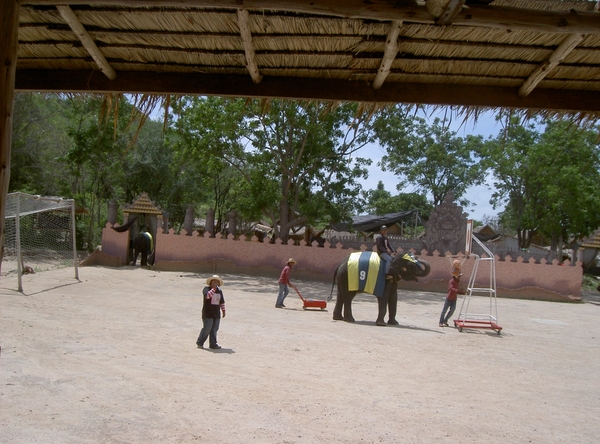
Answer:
1;266;599;443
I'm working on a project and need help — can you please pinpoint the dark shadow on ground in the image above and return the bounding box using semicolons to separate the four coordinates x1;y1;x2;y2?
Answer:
335;319;443;334
580;290;600;306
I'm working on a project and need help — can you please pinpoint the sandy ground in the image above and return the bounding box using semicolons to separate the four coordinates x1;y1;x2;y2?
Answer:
1;266;599;443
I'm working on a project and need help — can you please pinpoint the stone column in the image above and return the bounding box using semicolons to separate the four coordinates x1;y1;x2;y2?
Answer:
184;206;194;236
228;210;237;238
162;211;169;233
108;200;117;225
206;208;215;237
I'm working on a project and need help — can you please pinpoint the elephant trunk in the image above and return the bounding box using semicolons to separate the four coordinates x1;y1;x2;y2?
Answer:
415;259;431;277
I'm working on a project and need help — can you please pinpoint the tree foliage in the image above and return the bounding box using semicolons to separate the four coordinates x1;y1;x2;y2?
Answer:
373;105;486;207
10;93;73;196
479;114;600;251
365;181;432;219
171;98;373;241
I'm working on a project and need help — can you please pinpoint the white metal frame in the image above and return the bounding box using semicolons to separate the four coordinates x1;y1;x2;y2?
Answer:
5;192;79;292
455;234;501;334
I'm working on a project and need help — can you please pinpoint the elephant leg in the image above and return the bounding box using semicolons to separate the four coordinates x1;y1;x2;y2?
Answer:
333;298;344;321
376;294;387;326
333;284;346;320
387;280;399;325
343;292;356;323
375;279;394;327
140;236;148;266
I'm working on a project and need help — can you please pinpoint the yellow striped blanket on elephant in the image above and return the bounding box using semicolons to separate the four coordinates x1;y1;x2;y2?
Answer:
347;251;387;298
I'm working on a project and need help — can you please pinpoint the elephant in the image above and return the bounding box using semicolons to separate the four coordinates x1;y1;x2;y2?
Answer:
132;231;154;266
330;251;431;325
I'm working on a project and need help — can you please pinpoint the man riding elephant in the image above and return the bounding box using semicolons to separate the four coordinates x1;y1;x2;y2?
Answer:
330;250;431;325
375;225;395;274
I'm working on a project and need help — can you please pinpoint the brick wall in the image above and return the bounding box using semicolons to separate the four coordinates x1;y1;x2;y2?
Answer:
99;223;582;302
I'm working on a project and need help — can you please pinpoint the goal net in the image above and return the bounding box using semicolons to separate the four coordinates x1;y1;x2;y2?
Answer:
2;192;79;291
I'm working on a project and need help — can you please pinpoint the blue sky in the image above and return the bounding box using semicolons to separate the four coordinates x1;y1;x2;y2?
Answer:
359;110;504;221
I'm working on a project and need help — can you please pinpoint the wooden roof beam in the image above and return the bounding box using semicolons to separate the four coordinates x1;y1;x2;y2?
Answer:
237;9;262;84
371;20;402;90
56;5;116;80
15;69;600;114
518;33;585;97
21;1;600;35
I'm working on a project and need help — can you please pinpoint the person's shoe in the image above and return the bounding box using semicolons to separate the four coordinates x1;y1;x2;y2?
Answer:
196;343;204;349
387;320;399;326
275;305;284;308
443;322;449;327
439;323;445;327
281;304;286;308
209;345;222;350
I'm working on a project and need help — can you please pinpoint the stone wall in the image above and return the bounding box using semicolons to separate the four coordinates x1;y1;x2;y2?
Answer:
97;223;582;302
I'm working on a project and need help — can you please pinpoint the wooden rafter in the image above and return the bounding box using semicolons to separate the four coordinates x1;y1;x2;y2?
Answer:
21;0;600;35
236;9;263;84
518;33;585;98
372;20;402;90
56;5;117;80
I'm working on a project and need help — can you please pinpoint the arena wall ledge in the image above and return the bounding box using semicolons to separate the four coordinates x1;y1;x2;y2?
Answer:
94;224;583;302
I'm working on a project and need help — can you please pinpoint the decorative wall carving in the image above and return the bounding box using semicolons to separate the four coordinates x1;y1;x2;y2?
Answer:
424;193;467;255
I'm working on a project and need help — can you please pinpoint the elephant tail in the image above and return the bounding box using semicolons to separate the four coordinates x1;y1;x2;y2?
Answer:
329;262;342;301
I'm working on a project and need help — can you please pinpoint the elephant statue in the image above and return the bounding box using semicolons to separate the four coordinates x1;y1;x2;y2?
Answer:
330;251;431;325
132;231;154;266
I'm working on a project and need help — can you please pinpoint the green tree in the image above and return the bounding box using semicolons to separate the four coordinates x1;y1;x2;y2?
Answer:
172;98;373;242
374;106;485;207
479;114;540;249
169;96;247;230
365;181;432;219
479;114;600;253
531;119;600;252
10;93;73;195
244;99;373;241
63;95;145;249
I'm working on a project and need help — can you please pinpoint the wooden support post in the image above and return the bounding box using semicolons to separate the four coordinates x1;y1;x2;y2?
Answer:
0;0;20;270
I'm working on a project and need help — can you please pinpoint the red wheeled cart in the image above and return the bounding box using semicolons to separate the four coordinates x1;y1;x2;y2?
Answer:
291;284;327;310
454;317;502;334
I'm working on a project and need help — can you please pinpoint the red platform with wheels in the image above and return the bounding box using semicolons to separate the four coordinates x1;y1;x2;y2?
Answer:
454;318;502;335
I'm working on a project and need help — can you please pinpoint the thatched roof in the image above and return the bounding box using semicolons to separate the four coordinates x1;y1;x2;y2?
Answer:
14;0;600;117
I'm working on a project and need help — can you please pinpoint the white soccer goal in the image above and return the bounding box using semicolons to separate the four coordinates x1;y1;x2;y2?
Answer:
2;192;78;291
